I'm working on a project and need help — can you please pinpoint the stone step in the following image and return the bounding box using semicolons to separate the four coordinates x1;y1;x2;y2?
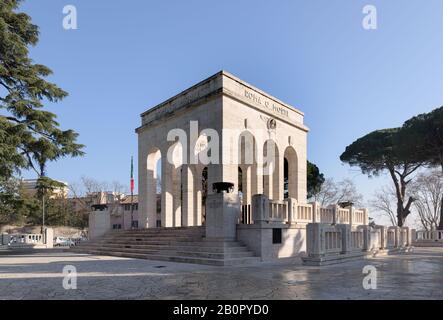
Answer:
74;243;250;253
72;249;260;266
86;239;244;246
73;246;254;259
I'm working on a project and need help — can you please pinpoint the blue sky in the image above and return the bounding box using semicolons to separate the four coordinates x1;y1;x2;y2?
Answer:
19;0;443;219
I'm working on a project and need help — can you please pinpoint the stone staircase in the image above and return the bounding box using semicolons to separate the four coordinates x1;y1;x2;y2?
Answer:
71;226;260;266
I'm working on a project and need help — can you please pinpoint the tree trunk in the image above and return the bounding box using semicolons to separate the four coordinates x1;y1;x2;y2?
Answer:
439;163;443;230
438;196;443;230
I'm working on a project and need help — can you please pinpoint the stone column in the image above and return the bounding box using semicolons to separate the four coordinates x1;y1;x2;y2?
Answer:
138;152;148;228
273;154;284;201
161;156;174;227
181;165;194;226
241;165;252;205
172;166;182;227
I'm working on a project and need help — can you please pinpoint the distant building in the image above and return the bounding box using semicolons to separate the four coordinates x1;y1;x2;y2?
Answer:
20;179;69;199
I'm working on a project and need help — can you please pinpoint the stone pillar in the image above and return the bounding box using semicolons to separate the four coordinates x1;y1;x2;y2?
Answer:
360;225;370;251
349;205;354;226
146;166;157;229
337;224;351;254
172;166;182;227
393;226;401;248
287;198;297;224
205;190;240;240
138;153;148;228
251;163;261;196
273;155;284;201
161;157;174;227
44;228;54;248
181;165;194;226
306;223;324;258
411;229;417;246
375;226;387;249
194;166;203;226
312;202;319;223
241;166;252;205
333;205;339;225
252;194;270;224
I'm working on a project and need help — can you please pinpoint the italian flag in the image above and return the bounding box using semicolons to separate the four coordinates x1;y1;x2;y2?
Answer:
130;156;134;192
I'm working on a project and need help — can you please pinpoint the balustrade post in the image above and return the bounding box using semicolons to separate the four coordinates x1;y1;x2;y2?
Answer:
306;223;324;258
349;205;354;226
337;224;351;254
311;202;318;223
287;198;297;225
333;205;339;225
252;194;270;224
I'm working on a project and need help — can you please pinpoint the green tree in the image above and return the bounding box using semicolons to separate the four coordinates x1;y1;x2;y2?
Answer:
402;106;443;228
307;160;325;199
0;0;84;180
340;128;422;227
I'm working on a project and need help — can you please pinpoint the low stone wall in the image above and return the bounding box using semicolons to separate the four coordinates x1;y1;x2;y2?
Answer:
302;223;412;266
413;230;443;247
0;225;87;239
237;223;306;261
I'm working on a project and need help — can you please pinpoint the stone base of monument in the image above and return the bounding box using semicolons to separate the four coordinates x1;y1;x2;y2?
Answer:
302;247;413;266
302;251;372;266
72;226;260;266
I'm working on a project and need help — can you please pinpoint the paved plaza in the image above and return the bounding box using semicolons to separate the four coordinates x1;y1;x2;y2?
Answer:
0;247;442;300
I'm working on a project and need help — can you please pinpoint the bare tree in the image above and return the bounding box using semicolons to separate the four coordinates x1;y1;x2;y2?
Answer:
310;178;363;207
410;170;442;231
370;185;398;226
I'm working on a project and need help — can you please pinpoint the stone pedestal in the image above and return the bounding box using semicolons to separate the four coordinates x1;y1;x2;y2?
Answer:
205;192;240;240
337;224;351;254
89;210;111;240
251;194;270;224
44;228;54;248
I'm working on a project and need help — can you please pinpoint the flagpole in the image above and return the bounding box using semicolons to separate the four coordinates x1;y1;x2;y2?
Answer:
130;156;134;229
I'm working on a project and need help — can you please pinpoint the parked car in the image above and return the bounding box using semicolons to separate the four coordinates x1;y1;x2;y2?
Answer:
54;237;75;247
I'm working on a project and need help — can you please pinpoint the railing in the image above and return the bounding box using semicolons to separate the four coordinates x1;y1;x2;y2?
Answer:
325;230;342;254
387;229;396;248
269;200;287;221
238;194;369;227
415;230;443;242
337;208;350;224
297;203;313;221
319;207;334;223
351;230;364;250
241;204;253;224
353;209;366;225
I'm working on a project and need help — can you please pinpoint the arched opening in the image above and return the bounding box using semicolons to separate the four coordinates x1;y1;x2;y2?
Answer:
263;140;280;200
155;157;162;227
284;158;289;199
238;131;256;204
168;142;184;227
238;167;243;203
201;166;208;225
283;146;298;200
146;148;161;228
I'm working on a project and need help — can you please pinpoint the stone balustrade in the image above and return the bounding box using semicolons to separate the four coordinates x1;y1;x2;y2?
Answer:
303;223;411;265
413;230;443;247
240;194;369;227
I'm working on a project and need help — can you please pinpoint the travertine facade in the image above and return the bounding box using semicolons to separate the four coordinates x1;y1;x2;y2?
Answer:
136;71;308;229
